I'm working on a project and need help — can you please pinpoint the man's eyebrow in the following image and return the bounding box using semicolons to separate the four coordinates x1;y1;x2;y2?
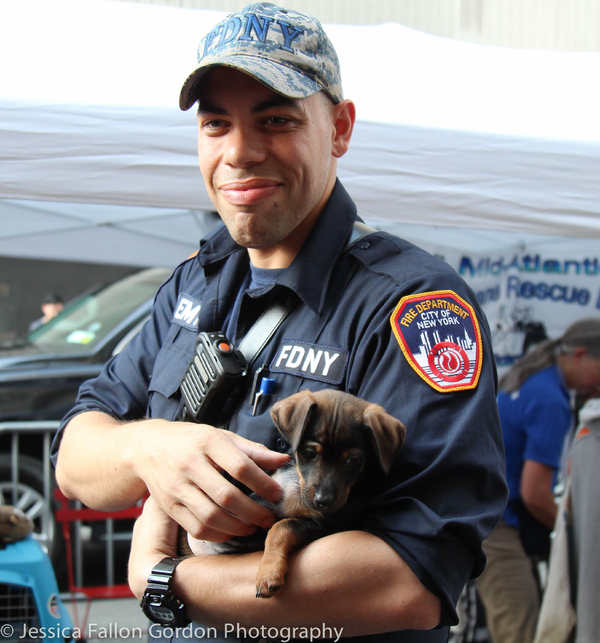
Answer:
252;96;301;113
197;95;301;116
197;100;226;115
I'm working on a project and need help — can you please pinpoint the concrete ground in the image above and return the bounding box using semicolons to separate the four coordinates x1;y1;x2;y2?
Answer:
61;595;150;642
58;539;150;642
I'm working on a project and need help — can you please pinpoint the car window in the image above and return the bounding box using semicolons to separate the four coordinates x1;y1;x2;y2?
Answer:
27;268;171;355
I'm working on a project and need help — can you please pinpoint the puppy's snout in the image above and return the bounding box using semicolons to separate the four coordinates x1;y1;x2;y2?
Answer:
314;489;337;510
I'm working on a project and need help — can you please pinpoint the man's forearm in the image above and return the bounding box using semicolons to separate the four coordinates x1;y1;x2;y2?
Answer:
168;531;441;636
521;459;557;529
55;411;148;510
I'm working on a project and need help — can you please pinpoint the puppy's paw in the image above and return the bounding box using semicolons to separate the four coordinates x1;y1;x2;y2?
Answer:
255;569;285;598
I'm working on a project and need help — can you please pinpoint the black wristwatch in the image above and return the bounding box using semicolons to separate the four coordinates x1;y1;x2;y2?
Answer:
140;557;190;628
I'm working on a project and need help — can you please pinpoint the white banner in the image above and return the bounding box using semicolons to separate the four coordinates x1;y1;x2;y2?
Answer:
378;223;600;371
453;243;600;368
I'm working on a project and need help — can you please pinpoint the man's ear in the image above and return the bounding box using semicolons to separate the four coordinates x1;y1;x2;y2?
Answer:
331;99;356;159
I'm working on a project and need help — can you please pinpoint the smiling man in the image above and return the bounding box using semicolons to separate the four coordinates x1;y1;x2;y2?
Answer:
53;4;507;642
195;69;351;268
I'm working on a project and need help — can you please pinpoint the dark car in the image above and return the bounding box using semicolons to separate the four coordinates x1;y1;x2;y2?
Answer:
0;267;171;565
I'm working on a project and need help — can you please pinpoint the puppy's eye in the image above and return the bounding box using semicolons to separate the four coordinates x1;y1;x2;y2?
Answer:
301;449;318;461
344;455;364;469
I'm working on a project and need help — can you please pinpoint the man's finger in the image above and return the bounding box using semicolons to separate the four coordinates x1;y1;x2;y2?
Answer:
227;434;290;501
159;471;275;538
193;463;278;529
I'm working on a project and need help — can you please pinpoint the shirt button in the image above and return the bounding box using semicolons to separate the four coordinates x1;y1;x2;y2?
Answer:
276;438;288;451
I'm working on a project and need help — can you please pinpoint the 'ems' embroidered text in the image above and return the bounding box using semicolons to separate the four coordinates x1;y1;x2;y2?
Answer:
172;294;201;330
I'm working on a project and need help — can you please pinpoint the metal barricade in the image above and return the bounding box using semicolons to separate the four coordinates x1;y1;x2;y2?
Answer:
0;421;145;639
53;490;146;638
53;490;145;598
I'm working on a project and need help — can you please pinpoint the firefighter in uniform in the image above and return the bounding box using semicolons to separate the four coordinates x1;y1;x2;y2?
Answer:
53;4;507;641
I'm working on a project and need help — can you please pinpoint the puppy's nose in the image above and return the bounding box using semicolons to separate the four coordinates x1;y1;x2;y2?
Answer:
314;490;337;509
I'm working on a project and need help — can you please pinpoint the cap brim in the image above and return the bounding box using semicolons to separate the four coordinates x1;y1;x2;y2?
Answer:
179;54;323;111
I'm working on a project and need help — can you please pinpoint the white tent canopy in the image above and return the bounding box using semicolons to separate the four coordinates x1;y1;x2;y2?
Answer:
2;0;600;356
0;198;218;267
1;0;600;250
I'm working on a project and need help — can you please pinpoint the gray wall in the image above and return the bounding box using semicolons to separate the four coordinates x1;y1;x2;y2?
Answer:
118;0;600;51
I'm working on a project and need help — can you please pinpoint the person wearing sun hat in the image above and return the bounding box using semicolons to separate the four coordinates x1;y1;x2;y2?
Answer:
54;4;507;642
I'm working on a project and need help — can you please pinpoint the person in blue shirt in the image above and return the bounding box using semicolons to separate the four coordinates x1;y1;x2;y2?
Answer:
477;318;600;643
53;4;508;641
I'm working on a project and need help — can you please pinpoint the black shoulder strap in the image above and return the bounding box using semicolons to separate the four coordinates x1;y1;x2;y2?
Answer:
237;221;376;367
237;296;295;367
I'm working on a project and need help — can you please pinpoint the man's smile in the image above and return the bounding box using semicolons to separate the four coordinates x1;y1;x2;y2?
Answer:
219;178;281;205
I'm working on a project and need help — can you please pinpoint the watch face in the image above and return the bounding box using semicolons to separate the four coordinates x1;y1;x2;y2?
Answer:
141;558;189;628
149;605;176;623
141;591;188;628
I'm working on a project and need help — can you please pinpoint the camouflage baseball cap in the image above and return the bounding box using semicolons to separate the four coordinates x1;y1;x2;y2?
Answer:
179;2;343;110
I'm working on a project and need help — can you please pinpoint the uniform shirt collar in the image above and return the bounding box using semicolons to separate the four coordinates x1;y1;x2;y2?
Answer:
196;179;358;315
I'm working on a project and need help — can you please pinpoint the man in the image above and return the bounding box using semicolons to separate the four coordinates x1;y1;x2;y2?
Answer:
53;4;507;641
29;292;64;331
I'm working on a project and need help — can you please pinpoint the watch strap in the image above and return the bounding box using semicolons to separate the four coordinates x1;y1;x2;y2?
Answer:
141;557;190;628
148;556;182;581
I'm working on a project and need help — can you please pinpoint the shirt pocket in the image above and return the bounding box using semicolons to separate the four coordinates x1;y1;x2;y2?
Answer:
147;325;196;421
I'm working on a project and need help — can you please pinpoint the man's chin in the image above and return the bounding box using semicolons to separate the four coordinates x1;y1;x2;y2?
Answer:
223;218;275;247
230;230;278;250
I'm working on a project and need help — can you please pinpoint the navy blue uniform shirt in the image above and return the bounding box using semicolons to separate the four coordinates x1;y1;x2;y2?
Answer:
54;180;507;641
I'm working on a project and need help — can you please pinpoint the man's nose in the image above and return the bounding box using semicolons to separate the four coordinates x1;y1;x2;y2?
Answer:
223;125;266;167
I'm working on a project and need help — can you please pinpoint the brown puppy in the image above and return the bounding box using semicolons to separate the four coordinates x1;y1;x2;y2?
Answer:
0;505;33;544
187;389;406;598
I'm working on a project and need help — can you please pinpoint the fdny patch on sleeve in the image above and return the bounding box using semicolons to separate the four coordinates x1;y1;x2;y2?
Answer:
172;293;201;330
270;341;349;385
390;290;482;393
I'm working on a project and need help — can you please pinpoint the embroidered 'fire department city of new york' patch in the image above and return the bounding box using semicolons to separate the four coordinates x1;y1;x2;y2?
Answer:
390;290;483;393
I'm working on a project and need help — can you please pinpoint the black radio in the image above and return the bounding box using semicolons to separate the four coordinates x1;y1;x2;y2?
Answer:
180;331;247;425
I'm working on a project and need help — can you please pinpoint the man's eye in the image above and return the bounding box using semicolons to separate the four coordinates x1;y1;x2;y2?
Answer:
204;119;224;129
265;116;290;126
198;117;227;132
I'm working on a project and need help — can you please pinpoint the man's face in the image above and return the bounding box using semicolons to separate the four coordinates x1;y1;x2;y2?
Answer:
41;302;63;319
196;68;339;261
569;352;600;397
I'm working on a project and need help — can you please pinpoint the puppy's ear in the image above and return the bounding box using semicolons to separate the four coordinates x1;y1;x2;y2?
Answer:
271;390;317;452
363;404;406;475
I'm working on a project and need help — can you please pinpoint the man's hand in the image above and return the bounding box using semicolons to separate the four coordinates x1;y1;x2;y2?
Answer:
134;419;290;542
57;411;290;543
